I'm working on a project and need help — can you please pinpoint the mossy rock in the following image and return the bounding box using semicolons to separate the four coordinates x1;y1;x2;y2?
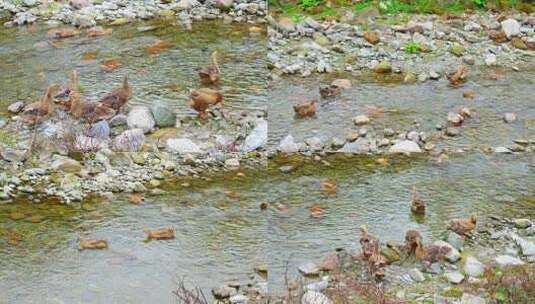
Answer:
110;18;129;26
9;212;26;221
449;44;465;57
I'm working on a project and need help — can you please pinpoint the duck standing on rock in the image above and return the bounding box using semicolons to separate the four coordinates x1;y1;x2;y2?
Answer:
189;88;223;120
448;215;477;236
447;66;469;86
359;225;387;280
198;51;221;85
405;230;451;263
293;100;317;118
20;84;62;125
70;89;116;123
99;74;132;113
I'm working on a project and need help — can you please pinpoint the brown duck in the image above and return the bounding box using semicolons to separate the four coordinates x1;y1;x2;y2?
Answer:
293;100;317;118
448;215;477;236
20;84;62;125
79;238;108;250
144;228;175;240
67;71;116;123
319;85;342;98
189;88;224;120
199;51;221;84
410;186;426;215
447;66;469;86
99;74;132;112
405;230;450;263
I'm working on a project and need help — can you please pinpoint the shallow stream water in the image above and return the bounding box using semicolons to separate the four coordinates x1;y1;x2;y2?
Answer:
1;19;535;303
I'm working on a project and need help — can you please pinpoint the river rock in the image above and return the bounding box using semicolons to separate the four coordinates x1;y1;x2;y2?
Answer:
485;53;497;66
305;137;323;151
150;102;176;128
7;101;24;113
69;0;92;10
214;0;233;11
109;114;127;127
305;279;329;292
364;31;380;44
514;218;532;229
509;233;535;256
166;138;203;154
87;120;110;139
127;106;155;133
501;18;520;39
447;232;464;250
447;112;464;125
331;79;351;89
241;119;267;152
50;157;82;173
445;271;464;284
229;294;248;304
353;115;370;125
433;240;461;262
389;140;422;154
464;256;485;277
277;17;295;32
0;148;27;163
301;291;333;304
338;138;371;153
495;255;524;267
212;285;237;299
374;60;392;73
409;268;425;282
503;113;516;123
113;129;145;152
461;293;485;304
298;261;319;276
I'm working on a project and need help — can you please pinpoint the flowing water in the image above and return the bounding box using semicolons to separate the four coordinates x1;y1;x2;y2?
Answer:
1;20;535;303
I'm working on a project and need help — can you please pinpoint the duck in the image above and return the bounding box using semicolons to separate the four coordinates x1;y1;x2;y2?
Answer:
79;238;108;250
322;179;337;194
199;51;221;84
319;85;342;98
144;227;175;240
189;88;224;120
405;230;450;263
448;215;477;236
20;84;62;125
410;186;426;215
99;74;132;112
447;66;469;86
309;203;325;218
368;240;388;280
293;100;317;118
69;80;116;123
359;225;379;259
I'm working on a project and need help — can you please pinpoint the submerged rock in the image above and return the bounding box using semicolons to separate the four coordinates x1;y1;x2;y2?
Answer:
389;140;422;154
166;138;203;154
113;129;145;152
150;102;176;128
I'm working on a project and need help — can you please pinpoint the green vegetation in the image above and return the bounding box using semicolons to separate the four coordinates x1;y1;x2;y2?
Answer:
271;0;535;22
404;42;422;54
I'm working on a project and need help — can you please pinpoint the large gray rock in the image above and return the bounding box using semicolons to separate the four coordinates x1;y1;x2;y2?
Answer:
298;261;319;276
461;293;486;304
7;101;24;114
509;233;535;256
113;129;145;152
301;291;333;304
166;138;203;154
463;256;485;277
51;157;82;173
338;138;371;153
445;271;464;284
150;102;176;128
241;119;267;152
389;140;422;154
501;18;520;39
127;106;155;133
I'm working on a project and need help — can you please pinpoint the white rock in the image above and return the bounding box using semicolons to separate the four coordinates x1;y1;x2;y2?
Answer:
229;294;248;304
501;18;521;39
305;279;329;292
298;261;320;276
127;106;155;134
353;115;370;125
301;291;333;304
409;268;425;282
225;158;240;169
484;53;497;66
445;271;464;284
464;256;485;277
389;140;422;154
509;233;535;256
331;78;351;89
113;129;145;152
241;119;267;152
279;134;300;153
461;293;486;304
7;102;24;113
503;113;516;123
433;240;461;263
495;255;524;267
166;138;203;154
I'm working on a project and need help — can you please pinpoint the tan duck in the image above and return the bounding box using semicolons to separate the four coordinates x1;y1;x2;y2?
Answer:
410;186;426;215
79;238;108;250
322;179;337;194
293;100;317;118
189;88;224;120
144;227;175;240
359;225;379;259
447;66;469;86
55;70;79;111
99;74;132;112
20;84;62;125
405;230;450;263
448;215;477;236
198;51;221;84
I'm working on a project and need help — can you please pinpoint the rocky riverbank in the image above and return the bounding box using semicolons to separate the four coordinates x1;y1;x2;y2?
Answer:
208;215;535;304
268;11;535;78
0;0;266;28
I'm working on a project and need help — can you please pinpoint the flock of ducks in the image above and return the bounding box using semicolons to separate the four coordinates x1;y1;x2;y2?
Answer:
17;51;224;127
